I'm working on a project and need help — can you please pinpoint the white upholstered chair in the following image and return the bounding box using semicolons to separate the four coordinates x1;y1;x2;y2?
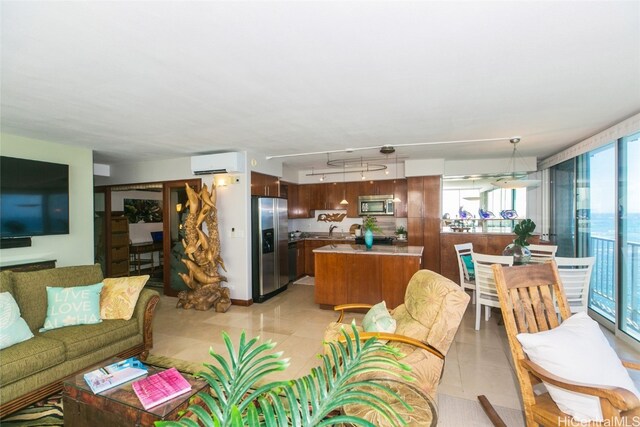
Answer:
472;253;513;330
555;256;595;313
454;243;475;301
527;244;557;264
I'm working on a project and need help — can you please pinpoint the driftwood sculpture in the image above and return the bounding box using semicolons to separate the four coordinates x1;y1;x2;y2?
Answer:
176;182;231;312
317;213;347;222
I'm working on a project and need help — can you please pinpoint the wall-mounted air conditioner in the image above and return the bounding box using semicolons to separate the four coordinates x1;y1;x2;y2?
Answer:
191;152;245;175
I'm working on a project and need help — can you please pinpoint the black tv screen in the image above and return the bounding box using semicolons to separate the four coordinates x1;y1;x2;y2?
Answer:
1;156;69;238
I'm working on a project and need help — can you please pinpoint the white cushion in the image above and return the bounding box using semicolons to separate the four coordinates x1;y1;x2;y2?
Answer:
0;292;34;349
517;312;640;422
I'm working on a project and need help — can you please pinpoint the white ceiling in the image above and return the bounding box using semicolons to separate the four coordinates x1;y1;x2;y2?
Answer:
1;1;639;171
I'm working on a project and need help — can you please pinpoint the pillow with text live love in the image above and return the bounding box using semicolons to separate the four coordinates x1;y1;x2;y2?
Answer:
516;311;640;422
0;292;34;350
40;283;104;332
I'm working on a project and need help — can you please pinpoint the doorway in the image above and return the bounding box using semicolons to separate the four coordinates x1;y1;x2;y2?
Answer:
94;179;201;296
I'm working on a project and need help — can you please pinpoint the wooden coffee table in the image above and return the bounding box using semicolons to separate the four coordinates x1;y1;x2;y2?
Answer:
62;357;208;426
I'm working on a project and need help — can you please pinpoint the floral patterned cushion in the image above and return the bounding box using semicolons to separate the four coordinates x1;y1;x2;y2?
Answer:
100;275;149;320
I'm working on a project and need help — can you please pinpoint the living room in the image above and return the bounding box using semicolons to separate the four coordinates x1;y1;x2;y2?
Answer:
1;1;640;426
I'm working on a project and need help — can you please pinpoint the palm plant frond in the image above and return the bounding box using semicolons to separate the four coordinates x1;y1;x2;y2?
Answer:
156;324;416;427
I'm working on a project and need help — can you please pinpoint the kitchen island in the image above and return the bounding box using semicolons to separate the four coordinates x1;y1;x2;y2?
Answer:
313;244;424;309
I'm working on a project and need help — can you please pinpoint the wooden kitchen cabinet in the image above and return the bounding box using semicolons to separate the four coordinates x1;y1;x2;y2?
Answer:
380;255;420;308
345;181;363;217
374;179;395;197
360;179;395;196
304;239;328;276
251;171;279;197
285;182;297;217
325;182;344;210
393;179;408;218
314;251;422;309
296;241;305;279
314;253;348;306
308;183;326;211
286;179;407;219
346;254;381;303
296;185;311;218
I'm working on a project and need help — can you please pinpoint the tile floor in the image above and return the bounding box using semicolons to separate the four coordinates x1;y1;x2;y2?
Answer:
152;281;640;415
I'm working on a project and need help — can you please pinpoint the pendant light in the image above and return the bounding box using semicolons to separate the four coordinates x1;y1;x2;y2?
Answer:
463;180;480;201
339;162;348;205
492;138;541;189
392;154;401;202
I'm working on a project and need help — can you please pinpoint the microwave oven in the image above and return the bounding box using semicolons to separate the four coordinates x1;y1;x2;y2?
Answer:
358;195;395;216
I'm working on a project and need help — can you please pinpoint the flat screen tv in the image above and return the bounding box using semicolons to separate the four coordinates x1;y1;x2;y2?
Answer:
1;156;69;238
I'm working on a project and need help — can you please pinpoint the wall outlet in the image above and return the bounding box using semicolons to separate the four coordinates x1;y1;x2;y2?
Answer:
230;227;244;238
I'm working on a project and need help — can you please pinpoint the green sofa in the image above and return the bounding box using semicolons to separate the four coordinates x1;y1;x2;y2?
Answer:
0;264;160;418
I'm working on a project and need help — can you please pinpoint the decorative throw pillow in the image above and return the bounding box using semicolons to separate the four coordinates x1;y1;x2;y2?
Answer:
100;275;149;320
461;254;475;280
0;292;34;349
40;283;104;332
362;301;397;334
516;311;640;422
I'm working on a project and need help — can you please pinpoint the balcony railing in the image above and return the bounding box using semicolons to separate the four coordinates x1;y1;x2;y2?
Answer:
588;236;640;338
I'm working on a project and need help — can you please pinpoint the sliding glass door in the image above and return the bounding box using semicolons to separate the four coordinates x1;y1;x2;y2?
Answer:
550;159;576;257
619;132;640;340
577;143;616;323
550;132;639;345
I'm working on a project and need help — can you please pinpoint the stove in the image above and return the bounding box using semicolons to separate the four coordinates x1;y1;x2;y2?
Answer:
354;236;394;245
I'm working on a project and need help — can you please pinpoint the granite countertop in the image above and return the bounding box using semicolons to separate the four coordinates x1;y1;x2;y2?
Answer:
313;244;423;257
288;233;357;243
289;233;407;243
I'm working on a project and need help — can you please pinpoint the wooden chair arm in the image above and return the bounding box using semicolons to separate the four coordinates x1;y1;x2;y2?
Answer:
333;303;374;322
622;359;640;371
339;331;444;360
521;359;640;411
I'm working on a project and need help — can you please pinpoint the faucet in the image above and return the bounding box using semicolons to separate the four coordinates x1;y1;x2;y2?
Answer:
329;225;338;237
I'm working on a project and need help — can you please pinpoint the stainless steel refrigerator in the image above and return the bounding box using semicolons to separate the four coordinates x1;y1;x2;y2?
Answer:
251;196;289;302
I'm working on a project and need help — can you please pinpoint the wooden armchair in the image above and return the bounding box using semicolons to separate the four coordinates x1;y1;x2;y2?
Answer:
324;270;470;426
492;261;640;426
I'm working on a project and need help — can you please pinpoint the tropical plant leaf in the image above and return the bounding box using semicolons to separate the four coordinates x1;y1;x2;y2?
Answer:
157;324;416;427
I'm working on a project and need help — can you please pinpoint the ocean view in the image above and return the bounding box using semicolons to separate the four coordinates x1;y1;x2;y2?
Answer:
589;212;640;242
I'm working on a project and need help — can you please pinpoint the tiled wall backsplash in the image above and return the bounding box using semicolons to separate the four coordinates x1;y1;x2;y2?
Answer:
289;210;406;237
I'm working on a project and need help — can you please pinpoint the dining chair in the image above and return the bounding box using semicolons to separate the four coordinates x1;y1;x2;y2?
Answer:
555;256;595;313
527;244;558;264
471;253;513;330
454;243;475;301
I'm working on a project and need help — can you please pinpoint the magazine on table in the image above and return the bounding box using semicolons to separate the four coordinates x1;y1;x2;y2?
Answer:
83;357;148;394
132;367;192;410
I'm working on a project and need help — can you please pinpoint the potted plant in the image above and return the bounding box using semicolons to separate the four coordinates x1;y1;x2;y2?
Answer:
503;218;536;264
362;215;381;249
395;225;407;240
157;325;414;427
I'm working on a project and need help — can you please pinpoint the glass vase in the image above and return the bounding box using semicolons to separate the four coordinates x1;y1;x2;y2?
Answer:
364;229;374;249
503;243;531;265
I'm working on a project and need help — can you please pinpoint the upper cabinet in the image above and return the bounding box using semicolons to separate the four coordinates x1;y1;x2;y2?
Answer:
393;179;408;218
308;183;326;210
284;179;407;219
251;171;280;197
285;182;311;219
360;179;394;196
325;182;344;210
